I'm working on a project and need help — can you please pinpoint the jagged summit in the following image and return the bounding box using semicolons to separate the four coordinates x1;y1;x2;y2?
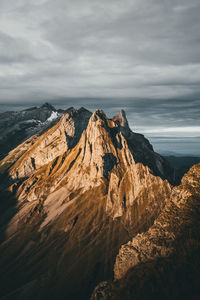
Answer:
40;102;56;111
113;109;129;129
79;106;91;113
1;107;174;184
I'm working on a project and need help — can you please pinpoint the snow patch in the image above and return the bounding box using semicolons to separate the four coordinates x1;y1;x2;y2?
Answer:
46;111;59;122
22;119;41;124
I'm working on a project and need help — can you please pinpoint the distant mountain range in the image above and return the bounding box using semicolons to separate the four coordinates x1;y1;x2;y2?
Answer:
158;150;200;157
0;104;199;300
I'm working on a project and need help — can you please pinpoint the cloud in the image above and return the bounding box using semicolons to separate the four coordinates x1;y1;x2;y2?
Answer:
0;0;200;100
0;0;199;151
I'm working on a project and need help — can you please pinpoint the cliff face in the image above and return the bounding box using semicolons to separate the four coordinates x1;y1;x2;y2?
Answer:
91;163;200;300
0;107;177;299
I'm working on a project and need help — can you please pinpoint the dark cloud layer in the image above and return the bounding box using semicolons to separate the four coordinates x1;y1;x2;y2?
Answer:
0;0;199;154
0;0;200;100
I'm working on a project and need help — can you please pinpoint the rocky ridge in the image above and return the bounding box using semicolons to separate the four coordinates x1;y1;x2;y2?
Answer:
1;109;173;233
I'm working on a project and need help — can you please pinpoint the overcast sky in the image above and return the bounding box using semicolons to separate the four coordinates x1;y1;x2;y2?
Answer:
0;0;199;154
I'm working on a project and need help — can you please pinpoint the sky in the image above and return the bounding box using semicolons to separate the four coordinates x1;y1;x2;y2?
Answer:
0;0;199;155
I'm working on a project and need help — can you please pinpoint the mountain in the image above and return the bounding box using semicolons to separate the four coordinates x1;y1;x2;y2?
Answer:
0;106;199;300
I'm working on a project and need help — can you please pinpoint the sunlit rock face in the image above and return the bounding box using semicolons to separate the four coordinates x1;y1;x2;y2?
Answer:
2;108;173;229
0;107;178;300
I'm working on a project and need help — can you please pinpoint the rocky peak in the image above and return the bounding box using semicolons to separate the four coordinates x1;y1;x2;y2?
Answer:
112;109;130;137
3;107;174;186
40;102;56;111
89;109;107;123
113;109;129;128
